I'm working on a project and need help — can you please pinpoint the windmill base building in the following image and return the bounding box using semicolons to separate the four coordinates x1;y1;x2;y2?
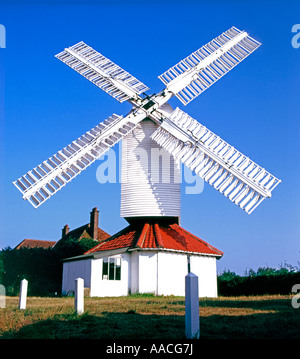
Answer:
62;217;223;298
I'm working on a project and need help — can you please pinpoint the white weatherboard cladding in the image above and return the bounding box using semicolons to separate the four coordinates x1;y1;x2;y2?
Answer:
121;119;181;218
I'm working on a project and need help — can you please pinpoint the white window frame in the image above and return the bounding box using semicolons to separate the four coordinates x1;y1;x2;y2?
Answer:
102;256;121;281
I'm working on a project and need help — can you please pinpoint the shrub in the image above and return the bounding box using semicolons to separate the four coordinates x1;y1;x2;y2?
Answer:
218;265;300;296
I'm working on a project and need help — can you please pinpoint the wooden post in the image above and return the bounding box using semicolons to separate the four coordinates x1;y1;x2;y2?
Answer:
19;279;28;310
185;272;200;339
74;278;84;315
0;284;5;308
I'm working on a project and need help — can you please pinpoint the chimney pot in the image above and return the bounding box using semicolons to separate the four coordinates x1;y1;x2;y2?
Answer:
62;224;69;238
90;207;99;240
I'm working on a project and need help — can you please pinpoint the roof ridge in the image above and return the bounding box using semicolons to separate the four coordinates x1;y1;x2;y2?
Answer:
153;223;164;248
136;223;149;248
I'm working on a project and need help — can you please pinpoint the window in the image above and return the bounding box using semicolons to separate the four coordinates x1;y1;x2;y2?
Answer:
102;257;121;280
102;258;109;279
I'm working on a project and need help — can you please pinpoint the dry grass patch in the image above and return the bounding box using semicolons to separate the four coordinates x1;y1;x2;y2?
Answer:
0;294;299;339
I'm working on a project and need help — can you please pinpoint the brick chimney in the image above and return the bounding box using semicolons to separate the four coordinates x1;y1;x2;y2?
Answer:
62;224;69;238
90;207;99;240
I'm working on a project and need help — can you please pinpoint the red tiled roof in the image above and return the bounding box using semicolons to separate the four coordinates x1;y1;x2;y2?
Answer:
85;222;223;257
15;239;57;250
96;227;111;242
58;224;110;243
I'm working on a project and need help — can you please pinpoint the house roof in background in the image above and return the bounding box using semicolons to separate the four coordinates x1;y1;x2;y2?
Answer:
14;239;57;250
59;223;110;242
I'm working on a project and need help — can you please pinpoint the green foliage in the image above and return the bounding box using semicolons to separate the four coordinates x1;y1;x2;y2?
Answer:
218;264;300;296
53;237;97;260
0;246;60;296
217;269;239;281
0;237;97;296
129;292;156;298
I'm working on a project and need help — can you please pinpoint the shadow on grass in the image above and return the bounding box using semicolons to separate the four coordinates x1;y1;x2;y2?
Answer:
1;311;185;339
201;298;292;310
201;311;300;339
169;297;293;311
1;305;300;339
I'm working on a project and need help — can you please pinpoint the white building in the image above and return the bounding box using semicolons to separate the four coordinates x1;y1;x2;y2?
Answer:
62;220;223;298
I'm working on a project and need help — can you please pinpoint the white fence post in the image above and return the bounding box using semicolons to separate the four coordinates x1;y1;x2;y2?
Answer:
74;278;84;315
185;272;200;339
19;279;28;310
0;284;5;308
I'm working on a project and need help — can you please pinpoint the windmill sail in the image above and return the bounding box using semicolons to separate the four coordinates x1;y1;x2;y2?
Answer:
56;41;149;103
158;27;261;105
151;108;281;214
13;27;281;213
13;112;145;208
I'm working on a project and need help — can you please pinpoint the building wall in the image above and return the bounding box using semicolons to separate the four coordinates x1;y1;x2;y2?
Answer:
156;251;187;296
138;251;158;294
62;250;218;298
62;258;92;295
190;255;218;297
131;250;218;298
89;253;130;297
130;251;139;294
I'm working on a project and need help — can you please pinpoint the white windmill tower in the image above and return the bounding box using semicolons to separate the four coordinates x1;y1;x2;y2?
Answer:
13;28;281;290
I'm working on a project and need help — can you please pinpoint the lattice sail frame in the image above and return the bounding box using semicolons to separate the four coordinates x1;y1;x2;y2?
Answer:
158;26;261;105
13;112;145;208
56;41;149;103
151;108;281;214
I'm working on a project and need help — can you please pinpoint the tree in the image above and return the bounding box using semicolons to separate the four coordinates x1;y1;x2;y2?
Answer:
0;237;97;296
52;236;98;260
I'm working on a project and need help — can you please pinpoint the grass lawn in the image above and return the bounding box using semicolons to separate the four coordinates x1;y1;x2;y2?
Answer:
0;294;299;339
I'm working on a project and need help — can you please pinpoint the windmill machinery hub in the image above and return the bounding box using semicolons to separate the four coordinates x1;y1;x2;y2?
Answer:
13;26;280;218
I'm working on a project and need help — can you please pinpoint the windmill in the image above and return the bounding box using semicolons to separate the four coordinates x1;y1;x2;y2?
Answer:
13;26;281;221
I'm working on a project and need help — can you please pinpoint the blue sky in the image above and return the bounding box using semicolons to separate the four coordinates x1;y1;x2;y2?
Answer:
0;0;299;275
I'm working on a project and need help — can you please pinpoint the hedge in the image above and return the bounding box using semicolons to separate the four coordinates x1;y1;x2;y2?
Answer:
218;271;300;296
